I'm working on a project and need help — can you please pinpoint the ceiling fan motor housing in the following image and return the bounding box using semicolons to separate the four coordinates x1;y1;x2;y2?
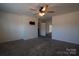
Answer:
39;5;48;13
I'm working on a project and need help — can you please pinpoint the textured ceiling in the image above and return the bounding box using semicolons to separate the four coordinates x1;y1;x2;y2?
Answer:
0;3;79;19
0;3;59;15
0;3;39;15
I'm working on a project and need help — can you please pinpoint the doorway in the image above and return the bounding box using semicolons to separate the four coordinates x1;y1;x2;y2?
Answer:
38;17;52;39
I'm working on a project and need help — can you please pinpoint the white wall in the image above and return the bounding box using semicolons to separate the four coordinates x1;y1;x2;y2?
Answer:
46;20;52;34
52;11;79;44
0;12;38;43
49;25;52;33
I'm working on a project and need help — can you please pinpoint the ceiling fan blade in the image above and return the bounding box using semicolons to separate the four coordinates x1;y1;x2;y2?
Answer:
47;11;55;13
30;8;37;11
33;12;39;16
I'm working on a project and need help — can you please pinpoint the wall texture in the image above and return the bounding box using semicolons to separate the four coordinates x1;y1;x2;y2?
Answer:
52;11;79;44
0;12;38;43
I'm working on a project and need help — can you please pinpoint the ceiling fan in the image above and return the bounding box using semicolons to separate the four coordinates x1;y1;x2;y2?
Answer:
30;4;55;16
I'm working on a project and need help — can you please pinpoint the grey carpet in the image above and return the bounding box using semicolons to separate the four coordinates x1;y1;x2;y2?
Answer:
0;37;79;56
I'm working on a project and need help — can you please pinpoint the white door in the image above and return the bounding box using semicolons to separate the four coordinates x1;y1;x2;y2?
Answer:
40;23;46;36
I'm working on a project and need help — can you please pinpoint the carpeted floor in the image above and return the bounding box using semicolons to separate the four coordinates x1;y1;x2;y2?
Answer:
0;37;79;56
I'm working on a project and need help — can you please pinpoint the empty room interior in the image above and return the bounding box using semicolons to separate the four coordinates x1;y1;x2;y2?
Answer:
0;3;79;56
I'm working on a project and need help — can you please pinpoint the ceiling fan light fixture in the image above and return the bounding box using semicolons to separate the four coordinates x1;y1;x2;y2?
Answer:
38;12;45;16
